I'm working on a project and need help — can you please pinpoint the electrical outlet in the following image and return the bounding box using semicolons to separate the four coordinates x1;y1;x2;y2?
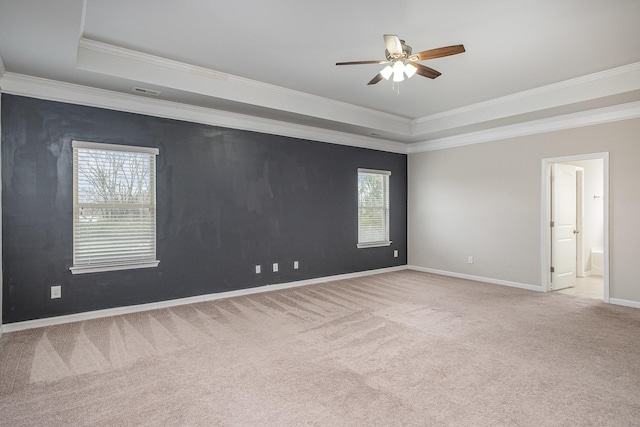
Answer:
255;265;261;274
394;250;398;258
468;256;474;264
51;285;61;299
293;261;299;269
273;263;278;272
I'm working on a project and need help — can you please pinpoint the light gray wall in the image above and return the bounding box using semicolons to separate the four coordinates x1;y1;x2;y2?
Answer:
408;117;640;303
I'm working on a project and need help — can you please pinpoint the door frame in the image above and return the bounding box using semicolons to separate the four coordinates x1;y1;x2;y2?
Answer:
541;153;609;302
575;168;584;277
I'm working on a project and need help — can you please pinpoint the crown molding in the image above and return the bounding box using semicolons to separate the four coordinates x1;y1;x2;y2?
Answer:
77;38;411;135
417;62;640;122
0;73;408;154
73;39;640;147
78;38;229;81
408;101;640;153
412;62;640;137
3;70;639;157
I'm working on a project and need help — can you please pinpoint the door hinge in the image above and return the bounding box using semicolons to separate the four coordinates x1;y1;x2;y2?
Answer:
550;221;554;227
550;266;555;273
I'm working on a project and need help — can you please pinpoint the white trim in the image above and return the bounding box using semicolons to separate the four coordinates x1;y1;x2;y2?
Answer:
358;169;391;248
4;265;635;332
357;168;391;176
3;71;640;156
0;73;408;154
357;242;392;249
76;38;411;136
72;140;159;155
540;160;551;291
412;62;640;138
408;101;640;153
407;265;542;292
70;261;160;275
71;142;159;273
609;298;640;309
78;38;227;82
575;168;585;278
204;266;407;301
76;38;640;143
541;153;610;302
414;63;640;123
0;266;407;333
0;69;3;335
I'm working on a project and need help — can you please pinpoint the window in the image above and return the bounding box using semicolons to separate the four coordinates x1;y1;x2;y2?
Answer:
357;168;391;248
71;141;159;274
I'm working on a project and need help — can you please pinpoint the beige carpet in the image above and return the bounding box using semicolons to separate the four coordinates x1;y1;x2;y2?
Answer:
1;270;639;426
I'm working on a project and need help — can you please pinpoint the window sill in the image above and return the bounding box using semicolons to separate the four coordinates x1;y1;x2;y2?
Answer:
70;260;160;275
357;241;392;249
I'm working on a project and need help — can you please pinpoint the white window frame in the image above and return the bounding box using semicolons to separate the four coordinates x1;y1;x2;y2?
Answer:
357;168;392;248
70;140;160;274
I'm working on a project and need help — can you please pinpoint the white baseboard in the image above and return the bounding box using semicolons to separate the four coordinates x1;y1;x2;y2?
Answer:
407;265;543;292
609;298;640;309
4;266;636;333
578;270;592;278
1;266;407;333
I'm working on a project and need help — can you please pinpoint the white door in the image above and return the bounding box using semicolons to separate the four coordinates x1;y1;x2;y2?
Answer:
551;163;577;290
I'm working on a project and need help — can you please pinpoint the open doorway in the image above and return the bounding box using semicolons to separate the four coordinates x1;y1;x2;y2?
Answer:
541;153;609;302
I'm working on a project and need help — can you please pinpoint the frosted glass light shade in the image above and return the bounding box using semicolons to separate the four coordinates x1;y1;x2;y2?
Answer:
392;61;405;82
380;65;393;80
404;63;417;78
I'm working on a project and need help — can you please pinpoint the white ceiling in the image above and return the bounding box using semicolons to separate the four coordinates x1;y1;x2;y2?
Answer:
1;0;640;148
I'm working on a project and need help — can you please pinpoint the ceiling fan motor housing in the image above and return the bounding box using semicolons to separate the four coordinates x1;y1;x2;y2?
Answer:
385;40;413;61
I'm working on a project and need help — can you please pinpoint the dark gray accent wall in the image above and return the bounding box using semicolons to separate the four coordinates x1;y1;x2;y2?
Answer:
1;94;407;324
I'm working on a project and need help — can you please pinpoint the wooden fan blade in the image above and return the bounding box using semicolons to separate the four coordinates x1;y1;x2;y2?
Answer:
336;60;388;66
383;34;403;55
414;44;465;61
367;73;384;85
413;63;441;79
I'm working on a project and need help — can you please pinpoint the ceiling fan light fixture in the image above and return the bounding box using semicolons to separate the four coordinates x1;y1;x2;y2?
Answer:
392;61;405;82
336;34;465;86
380;65;393;80
404;62;417;78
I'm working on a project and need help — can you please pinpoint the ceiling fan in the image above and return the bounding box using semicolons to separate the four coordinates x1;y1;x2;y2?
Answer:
336;34;465;85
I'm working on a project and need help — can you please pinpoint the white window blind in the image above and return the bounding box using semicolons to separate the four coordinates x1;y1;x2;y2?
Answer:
357;168;391;248
71;141;159;274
